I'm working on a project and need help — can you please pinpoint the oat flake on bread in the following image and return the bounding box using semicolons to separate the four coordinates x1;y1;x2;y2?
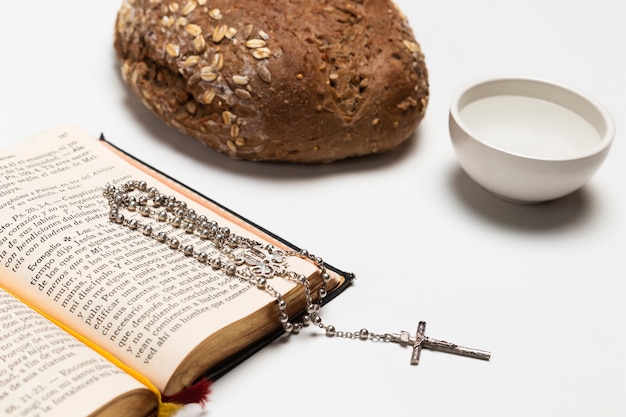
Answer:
114;0;429;163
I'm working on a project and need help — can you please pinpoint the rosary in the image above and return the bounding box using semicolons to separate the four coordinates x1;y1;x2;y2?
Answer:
103;180;491;366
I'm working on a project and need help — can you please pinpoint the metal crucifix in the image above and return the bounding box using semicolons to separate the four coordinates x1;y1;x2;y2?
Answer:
391;321;491;365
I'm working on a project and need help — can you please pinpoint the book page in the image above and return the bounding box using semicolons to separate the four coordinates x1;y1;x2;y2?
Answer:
0;125;327;394
0;287;155;417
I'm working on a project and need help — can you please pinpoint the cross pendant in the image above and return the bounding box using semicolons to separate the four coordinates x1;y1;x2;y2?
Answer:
391;321;491;365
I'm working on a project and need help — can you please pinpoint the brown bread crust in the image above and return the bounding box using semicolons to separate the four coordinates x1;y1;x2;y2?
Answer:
114;0;429;162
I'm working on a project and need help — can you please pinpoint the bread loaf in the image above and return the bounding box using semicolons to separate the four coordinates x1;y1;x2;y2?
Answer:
114;0;429;163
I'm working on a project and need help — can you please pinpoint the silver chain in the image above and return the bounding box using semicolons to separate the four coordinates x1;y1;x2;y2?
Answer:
102;180;377;339
102;180;493;365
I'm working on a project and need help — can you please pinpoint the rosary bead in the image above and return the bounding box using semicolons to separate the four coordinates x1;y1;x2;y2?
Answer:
311;314;322;326
157;210;168;222
184;222;195;233
359;329;370;340
142;224;153;236
326;325;336;337
183;245;194;256
277;299;287;311
138;180;147;191
115;214;125;224
307;303;319;314
156;232;167;243
322;272;330;283
280;313;289;324
210;258;222;269
197;252;208;263
256;277;267;289
319;288;328;298
171;217;182;228
129;219;139;230
283;323;294;333
225;264;237;276
302;315;311;326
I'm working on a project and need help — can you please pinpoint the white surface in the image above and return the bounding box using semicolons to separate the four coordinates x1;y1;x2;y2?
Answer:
1;1;625;417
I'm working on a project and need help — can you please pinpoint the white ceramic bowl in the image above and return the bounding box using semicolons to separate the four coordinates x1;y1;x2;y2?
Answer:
449;76;615;203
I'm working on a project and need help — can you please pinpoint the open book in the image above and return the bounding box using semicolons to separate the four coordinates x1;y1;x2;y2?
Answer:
0;126;352;417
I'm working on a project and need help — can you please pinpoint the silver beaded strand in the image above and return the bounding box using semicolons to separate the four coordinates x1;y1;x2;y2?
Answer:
103;180;335;336
103;180;492;365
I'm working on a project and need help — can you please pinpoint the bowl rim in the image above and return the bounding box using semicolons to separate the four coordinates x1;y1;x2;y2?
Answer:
449;75;616;162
